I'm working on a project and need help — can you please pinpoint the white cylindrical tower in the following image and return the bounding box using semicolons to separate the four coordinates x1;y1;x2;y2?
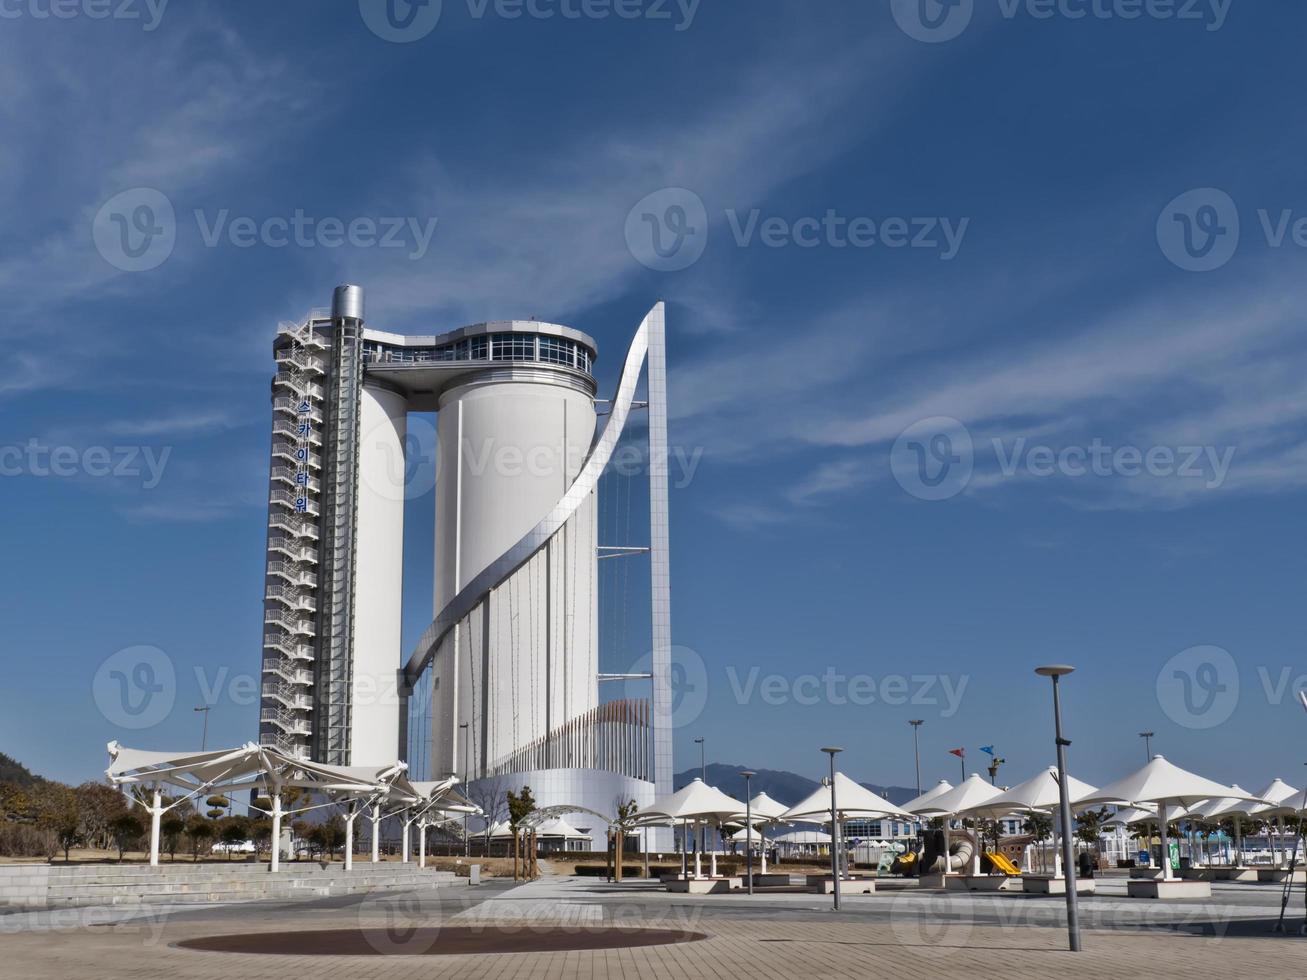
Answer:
349;381;408;763
433;375;598;777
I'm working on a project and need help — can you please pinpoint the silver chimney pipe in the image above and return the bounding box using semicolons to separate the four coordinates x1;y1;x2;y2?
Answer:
332;284;365;322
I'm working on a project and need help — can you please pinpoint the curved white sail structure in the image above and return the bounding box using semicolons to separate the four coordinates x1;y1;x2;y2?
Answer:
404;304;656;683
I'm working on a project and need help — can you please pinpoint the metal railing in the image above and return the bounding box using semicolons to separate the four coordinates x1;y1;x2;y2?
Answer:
266;561;318;587
264;609;316;634
264;633;315;661
487;699;651;782
272;420;323;445
268;514;320;539
267;536;318;564
273;376;325;400
270;466;321;492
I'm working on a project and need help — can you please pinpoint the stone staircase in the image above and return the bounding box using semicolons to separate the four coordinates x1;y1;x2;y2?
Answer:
1;861;458;910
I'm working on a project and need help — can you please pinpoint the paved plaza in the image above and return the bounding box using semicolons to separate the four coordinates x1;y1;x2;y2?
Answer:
3;872;1305;979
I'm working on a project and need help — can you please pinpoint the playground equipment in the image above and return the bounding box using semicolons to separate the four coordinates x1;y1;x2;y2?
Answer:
918;828;975;874
986;851;1022;876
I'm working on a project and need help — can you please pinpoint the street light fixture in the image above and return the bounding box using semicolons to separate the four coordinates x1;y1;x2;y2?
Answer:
740;770;756;896
909;720;924;797
821;747;843;911
694;737;706;855
194;706;210;751
1035;665;1082;954
1139;730;1155;763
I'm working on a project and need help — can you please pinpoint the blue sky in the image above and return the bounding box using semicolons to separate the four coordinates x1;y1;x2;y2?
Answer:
3;1;1306;796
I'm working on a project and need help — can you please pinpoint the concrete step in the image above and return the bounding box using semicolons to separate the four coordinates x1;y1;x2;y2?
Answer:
45;865;441;883
47;872;455;891
41;873;458;907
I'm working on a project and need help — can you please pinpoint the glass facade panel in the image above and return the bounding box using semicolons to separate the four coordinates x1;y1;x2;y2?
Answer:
406;664;434;781
491;333;535;361
363;333;590;374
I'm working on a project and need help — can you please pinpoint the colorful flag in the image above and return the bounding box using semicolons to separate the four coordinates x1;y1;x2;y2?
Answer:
949;748;965;759
980;745;995;756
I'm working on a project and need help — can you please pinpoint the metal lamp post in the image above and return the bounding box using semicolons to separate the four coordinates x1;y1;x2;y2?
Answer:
741;770;756;895
821;747;843;911
695;737;706;856
460;722;470;856
1139;730;1154;763
909;720;924;797
1036;665;1082;953
194;706;210;751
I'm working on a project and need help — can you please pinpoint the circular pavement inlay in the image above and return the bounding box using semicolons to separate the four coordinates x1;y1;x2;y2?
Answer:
176;927;708;956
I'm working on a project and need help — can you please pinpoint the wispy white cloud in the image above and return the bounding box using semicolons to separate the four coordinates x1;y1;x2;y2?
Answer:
678;264;1307;516
349;32;916;331
0;20;314;326
106;409;245;438
785;457;879;506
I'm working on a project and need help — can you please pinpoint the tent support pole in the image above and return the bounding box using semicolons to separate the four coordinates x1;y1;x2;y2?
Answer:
149;789;162;868
270;792;282;873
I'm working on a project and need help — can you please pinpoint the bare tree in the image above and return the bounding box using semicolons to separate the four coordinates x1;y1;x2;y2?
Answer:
465;776;509;853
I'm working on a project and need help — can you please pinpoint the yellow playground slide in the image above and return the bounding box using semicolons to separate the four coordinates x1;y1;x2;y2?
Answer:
986;852;1021;876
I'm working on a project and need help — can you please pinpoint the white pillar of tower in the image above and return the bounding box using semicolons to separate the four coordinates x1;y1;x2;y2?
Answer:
647;303;674;815
350;381;408;764
432;374;597;778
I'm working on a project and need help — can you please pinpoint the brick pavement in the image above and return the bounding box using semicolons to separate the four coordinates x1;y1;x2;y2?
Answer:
3;876;1304;979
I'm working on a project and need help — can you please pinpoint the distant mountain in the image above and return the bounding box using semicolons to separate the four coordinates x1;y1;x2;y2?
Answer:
674;763;917;807
0;752;44;787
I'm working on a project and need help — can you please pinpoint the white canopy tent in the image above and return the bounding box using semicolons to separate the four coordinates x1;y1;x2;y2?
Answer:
773;828;832;857
1248;779;1305;869
910;774;1004;877
901;779;954;814
487;816;592;842
1186;788;1254;867
781;773;911;823
641;779;747;878
732;792;789;874
1104;805;1157;824
957;767;1098;879
391;779;478;868
1074;755;1260;883
781;773;910;881
104;741;455;872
